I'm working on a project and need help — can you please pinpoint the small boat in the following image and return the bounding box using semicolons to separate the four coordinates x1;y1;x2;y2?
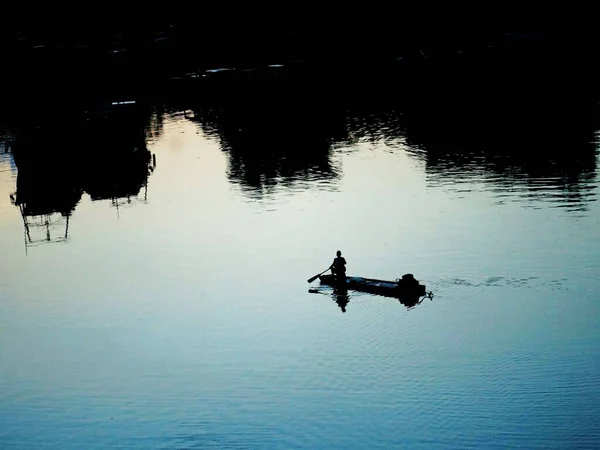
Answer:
319;273;427;298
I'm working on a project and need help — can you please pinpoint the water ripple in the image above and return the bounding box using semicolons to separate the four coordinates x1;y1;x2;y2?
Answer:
2;86;600;449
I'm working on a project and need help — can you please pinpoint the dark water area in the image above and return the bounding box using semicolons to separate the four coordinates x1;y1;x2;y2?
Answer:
1;26;600;448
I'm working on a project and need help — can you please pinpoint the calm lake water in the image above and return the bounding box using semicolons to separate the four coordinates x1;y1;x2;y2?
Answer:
1;79;599;449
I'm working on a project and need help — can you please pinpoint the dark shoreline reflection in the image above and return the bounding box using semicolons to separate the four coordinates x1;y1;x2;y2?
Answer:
3;58;599;235
397;88;600;210
5;101;156;247
325;77;600;211
161;58;600;210
180;90;350;199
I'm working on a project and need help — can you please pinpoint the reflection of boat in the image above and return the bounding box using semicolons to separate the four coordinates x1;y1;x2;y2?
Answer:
319;273;427;298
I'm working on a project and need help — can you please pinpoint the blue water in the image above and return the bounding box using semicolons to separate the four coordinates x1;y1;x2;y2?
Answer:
1;96;599;449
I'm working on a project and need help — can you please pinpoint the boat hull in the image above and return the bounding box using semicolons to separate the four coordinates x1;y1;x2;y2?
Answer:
319;274;426;298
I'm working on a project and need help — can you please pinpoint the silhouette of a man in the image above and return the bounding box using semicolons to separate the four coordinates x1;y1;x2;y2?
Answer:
330;250;347;282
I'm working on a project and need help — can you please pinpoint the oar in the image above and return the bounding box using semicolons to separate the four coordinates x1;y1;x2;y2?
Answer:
307;267;331;283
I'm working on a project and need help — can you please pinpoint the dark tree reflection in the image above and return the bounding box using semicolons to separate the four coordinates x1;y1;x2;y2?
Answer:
178;71;599;209
397;84;600;210
186;91;350;198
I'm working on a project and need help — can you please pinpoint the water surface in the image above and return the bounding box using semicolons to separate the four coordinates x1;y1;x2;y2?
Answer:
1;85;599;449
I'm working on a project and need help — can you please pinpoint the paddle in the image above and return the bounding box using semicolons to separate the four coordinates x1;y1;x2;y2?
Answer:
307;267;331;283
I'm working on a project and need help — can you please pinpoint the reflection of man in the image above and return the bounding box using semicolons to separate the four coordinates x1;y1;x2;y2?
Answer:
334;289;350;313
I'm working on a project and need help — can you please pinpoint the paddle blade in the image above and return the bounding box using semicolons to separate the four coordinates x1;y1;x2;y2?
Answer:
307;274;321;283
308;266;330;283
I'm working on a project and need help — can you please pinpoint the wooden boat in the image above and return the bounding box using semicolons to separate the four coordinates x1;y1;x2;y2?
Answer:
319;273;427;298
